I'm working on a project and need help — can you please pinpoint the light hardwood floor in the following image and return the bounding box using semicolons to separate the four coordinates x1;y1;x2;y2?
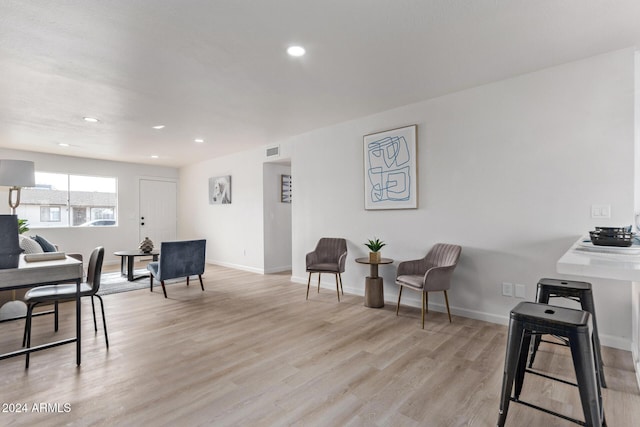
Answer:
1;264;639;426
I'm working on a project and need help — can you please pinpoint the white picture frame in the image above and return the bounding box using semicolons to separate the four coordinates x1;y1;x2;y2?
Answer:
363;125;417;210
209;175;232;204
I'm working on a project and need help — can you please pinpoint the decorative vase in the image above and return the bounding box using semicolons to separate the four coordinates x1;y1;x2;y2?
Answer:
369;251;381;263
0;215;22;269
139;237;154;253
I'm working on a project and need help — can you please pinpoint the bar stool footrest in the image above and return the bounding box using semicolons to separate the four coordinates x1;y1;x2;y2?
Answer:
510;398;586;426
525;368;578;387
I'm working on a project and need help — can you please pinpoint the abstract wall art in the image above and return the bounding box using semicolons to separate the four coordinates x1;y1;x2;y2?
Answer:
281;174;292;203
363;125;417;210
209;175;232;204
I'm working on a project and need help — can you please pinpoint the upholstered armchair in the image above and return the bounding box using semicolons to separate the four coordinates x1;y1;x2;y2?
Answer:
305;238;347;301
147;239;206;298
395;243;462;328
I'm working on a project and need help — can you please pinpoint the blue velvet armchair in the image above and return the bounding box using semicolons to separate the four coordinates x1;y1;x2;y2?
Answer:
147;239;206;298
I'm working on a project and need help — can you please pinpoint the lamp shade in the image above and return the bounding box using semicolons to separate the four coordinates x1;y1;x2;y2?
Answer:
0;160;35;188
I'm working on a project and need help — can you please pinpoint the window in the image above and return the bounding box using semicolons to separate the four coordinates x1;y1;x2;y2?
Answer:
17;172;117;228
40;206;61;222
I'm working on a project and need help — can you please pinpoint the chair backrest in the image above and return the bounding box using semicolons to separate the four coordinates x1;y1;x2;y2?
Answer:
426;243;462;268
86;247;105;294
315;238;347;263
157;239;206;281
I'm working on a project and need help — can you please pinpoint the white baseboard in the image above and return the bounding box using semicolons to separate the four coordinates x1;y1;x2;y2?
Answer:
208;259;264;274
291;275;631;351
264;265;292;274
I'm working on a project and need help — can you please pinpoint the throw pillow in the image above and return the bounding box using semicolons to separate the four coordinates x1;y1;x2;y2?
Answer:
32;235;57;252
19;235;44;254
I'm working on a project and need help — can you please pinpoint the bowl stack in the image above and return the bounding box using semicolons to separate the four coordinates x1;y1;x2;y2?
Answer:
589;226;634;247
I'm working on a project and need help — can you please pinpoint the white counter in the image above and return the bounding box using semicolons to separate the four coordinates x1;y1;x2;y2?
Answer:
557;236;640;387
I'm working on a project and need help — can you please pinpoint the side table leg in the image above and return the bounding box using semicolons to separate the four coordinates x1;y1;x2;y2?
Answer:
365;277;384;308
127;256;135;281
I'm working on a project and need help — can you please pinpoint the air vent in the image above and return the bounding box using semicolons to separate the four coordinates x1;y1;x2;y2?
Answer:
265;146;280;158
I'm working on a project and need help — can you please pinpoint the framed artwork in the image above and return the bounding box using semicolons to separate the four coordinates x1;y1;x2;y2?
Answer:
363;124;417;210
281;174;292;203
209;175;232;204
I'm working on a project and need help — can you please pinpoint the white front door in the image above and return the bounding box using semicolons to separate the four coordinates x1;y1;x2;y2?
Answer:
139;179;177;245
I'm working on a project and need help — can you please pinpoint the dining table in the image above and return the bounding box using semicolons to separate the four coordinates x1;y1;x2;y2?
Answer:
0;254;83;367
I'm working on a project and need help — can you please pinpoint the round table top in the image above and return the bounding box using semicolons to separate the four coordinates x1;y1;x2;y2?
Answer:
114;250;159;256
355;257;393;265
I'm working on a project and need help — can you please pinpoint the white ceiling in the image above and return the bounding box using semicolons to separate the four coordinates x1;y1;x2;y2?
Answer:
1;0;640;168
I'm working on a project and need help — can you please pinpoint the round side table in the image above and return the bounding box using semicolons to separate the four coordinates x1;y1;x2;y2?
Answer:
355;257;394;308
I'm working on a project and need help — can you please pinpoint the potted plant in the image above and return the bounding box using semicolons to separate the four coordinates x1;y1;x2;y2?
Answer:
18;219;29;234
364;237;386;263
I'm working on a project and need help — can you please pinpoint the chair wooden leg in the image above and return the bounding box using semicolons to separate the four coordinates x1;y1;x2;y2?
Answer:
306;272;312;300
444;290;452;323
396;286;403;316
335;274;340;302
161;280;168;298
95;295;109;349
186;276;190;286
422;292;426;329
425;292;428;314
338;273;344;295
198;275;204;291
317;273;321;293
149;274;154;292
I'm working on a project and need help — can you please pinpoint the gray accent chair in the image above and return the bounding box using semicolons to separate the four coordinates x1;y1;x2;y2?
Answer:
305;238;347;301
395;243;462;328
23;247;107;361
147;239;206;298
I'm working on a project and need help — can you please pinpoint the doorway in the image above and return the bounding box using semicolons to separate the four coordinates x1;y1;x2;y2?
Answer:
139;179;177;245
263;161;292;273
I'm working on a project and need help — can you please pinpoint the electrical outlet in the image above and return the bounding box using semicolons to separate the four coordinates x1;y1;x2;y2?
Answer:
515;284;526;299
502;282;513;297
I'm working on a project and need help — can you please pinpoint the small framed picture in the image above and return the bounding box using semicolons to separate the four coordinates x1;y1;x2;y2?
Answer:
209;175;231;204
281;174;292;203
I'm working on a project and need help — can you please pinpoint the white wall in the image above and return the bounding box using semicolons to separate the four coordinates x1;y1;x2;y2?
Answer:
179;48;636;349
178;148;268;272
263;163;292;273
0;148;178;264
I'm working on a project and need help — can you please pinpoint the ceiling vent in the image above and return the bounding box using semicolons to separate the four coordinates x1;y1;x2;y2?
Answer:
265;145;280;158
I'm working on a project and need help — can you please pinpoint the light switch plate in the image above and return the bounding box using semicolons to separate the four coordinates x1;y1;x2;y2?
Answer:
591;204;611;219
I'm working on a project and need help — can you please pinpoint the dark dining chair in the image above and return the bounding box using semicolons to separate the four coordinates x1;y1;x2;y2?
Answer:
23;247;108;356
395;243;462;328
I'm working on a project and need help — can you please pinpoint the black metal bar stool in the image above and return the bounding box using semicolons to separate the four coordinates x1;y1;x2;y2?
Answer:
497;302;606;427
529;278;606;388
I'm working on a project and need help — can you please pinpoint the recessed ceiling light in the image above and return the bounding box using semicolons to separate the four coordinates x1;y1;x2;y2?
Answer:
151;155;159;159
287;46;305;57
194;138;204;143
152;125;165;130
58;143;70;147
83;117;99;123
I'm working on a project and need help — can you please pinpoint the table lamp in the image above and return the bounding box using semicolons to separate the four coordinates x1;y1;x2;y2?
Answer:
0;159;36;214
